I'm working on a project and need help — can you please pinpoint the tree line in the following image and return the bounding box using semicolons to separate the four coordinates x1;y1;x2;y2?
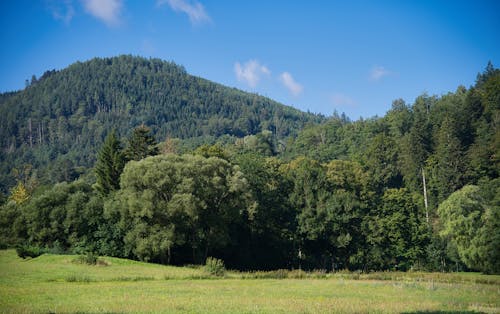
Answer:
0;61;498;274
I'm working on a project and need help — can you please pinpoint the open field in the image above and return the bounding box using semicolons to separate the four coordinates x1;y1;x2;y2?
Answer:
0;250;499;313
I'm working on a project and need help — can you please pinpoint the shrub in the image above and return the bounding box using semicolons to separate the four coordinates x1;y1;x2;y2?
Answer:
205;257;225;276
16;245;44;259
65;275;93;283
74;252;107;266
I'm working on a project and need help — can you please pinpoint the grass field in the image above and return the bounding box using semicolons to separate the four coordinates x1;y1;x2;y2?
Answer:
0;250;499;313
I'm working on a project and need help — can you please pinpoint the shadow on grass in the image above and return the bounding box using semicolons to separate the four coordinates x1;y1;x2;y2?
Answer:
402;311;485;314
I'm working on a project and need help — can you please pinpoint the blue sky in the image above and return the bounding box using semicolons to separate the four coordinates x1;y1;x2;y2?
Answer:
1;0;499;118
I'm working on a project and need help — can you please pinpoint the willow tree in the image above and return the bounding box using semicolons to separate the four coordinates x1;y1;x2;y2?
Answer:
108;154;251;264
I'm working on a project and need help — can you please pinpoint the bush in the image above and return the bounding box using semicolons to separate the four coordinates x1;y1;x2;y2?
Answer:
205;257;225;276
16;245;44;259
74;252;107;266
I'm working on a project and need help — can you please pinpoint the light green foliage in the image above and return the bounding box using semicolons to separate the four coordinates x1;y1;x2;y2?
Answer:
109;154;251;264
235;130;275;156
437;184;500;273
194;143;230;160
284;114;352;162
205;256;226;276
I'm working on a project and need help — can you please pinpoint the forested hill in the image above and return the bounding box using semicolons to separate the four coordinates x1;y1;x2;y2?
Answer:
0;61;498;273
0;55;323;192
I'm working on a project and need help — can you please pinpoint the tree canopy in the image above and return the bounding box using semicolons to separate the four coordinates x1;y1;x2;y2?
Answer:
0;60;498;273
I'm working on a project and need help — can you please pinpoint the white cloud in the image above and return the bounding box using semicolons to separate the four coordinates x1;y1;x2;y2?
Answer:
234;60;270;88
370;65;390;81
49;0;75;24
279;72;303;96
81;0;122;27
330;93;356;107
158;0;211;25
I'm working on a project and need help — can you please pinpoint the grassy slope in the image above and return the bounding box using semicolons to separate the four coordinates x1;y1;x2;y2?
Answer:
0;250;498;314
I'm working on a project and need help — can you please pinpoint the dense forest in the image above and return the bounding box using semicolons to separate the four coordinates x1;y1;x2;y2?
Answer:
0;57;498;274
0;55;323;193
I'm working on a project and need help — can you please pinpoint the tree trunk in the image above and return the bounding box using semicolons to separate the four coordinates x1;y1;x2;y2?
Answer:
422;168;429;224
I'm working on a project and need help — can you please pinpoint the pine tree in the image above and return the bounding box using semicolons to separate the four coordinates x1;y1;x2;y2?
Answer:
94;130;125;195
125;124;158;161
399;95;433;192
433;117;466;202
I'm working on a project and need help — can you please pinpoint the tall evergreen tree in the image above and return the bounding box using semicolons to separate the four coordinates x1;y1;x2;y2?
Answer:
400;95;433;192
432;117;466;202
94;130;125;195
125;124;159;161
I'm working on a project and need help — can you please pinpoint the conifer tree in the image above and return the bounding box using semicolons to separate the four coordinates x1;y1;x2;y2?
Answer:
433;117;466;202
94;130;125;195
125;124;158;161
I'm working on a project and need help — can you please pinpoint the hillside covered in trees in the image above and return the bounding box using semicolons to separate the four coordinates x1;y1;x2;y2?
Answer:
0;55;323;193
0;58;498;274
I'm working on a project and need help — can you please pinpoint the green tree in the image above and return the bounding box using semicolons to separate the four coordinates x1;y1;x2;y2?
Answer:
108;154;251;264
400;95;434;192
363;133;402;192
125;124;159;161
23;181;97;251
0;201;27;246
284;158;370;270
437;185;499;273
94;130;125;195
473;203;500;274
233;153;294;269
432;117;466;202
367;188;427;270
194;144;230;160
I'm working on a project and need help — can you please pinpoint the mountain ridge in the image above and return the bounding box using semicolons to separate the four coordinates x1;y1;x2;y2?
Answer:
0;55;324;192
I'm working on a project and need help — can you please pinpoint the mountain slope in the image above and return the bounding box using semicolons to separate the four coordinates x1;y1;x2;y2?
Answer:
0;55;323;192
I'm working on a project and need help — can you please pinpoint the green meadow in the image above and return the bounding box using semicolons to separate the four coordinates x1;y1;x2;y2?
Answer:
0;250;498;314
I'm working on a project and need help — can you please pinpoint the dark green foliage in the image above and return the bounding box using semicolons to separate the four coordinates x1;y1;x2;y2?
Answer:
431;117;467;202
0;200;26;247
124;124;159;161
16;244;44;259
0;55;322;193
94;130;125;195
367;189;427;270
0;61;497;273
230;153;294;270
